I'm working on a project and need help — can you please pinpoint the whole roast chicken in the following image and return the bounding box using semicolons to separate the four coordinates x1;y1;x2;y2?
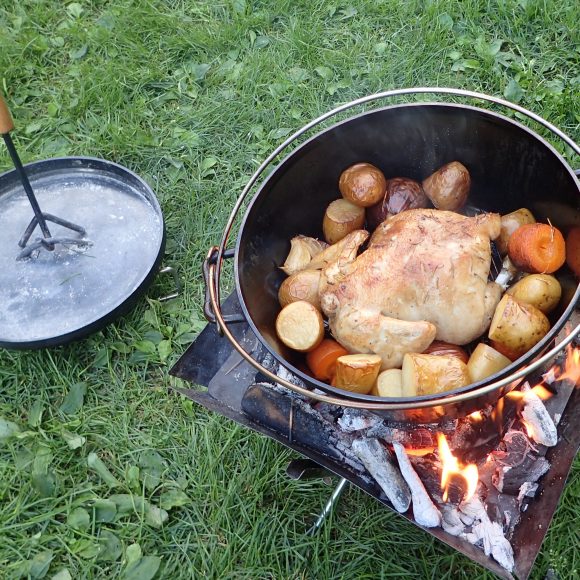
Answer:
319;209;502;369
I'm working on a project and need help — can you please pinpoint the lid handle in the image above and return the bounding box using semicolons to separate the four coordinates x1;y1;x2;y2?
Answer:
0;94;15;135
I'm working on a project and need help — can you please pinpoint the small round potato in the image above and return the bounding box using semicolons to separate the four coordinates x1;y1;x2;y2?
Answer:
323;198;366;244
278;269;322;309
371;369;403;397
333;354;382;394
496;208;536;256
338;163;387;207
423;341;469;364
366;177;429;230
402;353;470;397
506;274;561;314
422;161;470;211
275;301;324;352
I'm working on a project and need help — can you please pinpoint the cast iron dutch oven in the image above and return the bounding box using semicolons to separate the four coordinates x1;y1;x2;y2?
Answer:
205;88;580;422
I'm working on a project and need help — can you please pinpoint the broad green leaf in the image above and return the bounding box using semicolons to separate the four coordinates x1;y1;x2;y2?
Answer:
159;490;191;510
70;45;88;60
504;78;524;103
15;446;35;471
126;465;140;491
133;340;156;354
59;383;87;415
29;550;53;578
28;399;44;428
110;493;146;515
138;450;166;491
438;13;454;30
51;569;72;580
67;507;90;531
67;3;83;17
121;555;161;580
93;499;117;523
545;79;564;94
201;157;218;171
191;63;210;81
145;504;168;528
143;330;164;345
314;66;333;80
72;539;101;559
125;543;142;566
232;0;246;15
97;530;123;562
32;471;57;497
0;417;21;443
62;430;86;450
87;453;121;487
157;340;172;361
254;36;270;49
92;348;109;367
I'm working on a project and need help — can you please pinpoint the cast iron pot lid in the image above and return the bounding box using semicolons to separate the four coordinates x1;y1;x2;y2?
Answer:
0;157;165;349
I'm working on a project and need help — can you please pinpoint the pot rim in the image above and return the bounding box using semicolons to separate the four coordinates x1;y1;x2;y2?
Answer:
232;100;579;406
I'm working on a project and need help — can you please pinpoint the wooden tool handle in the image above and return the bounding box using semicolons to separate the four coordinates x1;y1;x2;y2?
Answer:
0;93;15;134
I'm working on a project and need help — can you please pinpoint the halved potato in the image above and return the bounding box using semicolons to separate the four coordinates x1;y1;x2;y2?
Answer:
496;208;536;256
371;369;403;397
506;274;561;314
278;269;322;309
333;354;382;394
488;294;550;360
401;353;470;397
323;199;366;244
423;341;469;364
467;343;512;383
275;301;324;352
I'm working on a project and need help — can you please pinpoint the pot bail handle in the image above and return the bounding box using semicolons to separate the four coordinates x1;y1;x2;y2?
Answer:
0;93;15;134
203;246;245;328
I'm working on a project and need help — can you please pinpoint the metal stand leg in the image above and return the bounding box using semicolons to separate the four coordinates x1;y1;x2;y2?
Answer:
307;477;348;536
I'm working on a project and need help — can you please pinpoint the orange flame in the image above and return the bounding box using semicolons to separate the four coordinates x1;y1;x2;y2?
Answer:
506;383;553;403
553;344;580;386
437;433;479;502
403;447;435;457
468;411;483;422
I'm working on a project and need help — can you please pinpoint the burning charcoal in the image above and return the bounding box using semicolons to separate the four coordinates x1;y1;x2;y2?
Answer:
393;443;441;527
517;482;539;503
460;497;515;572
520;387;558;446
440;504;465;536
338;409;382;433
351;438;411;513
494;455;550;496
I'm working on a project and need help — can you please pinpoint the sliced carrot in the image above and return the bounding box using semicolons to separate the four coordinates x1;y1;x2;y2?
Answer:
566;226;580;278
306;338;349;381
507;222;566;274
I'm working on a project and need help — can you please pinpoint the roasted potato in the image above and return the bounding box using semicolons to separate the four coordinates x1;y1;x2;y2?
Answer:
275;301;324;352
488;294;550;360
278;269;322;309
467;343;512;383
506;274;561;314
366;177;429;230
371;369;403;397
423;341;469;364
338;163;387;207
281;235;328;275
333;354;382;394
402;353;470;397
422;161;470;211
323;199;366;244
496;208;536;256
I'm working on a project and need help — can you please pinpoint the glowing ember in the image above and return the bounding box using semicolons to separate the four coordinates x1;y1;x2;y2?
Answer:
469;411;483;422
404;447;435;457
437;433;479;502
554;344;580;386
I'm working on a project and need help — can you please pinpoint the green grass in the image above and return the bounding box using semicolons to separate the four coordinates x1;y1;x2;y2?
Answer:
0;0;578;578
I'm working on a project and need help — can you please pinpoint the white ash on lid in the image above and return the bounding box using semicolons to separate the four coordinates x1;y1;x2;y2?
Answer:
393;442;441;527
351;438;411;513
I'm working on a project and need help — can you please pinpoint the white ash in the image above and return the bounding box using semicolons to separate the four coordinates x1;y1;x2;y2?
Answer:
276;364;307;388
517;482;539;503
352;438;411;513
459;497;515;572
520;386;557;447
393;442;441;527
338;409;383;433
440;504;465;537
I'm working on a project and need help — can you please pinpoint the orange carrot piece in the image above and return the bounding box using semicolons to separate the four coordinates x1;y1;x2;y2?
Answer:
566;226;580;278
306;339;349;381
507;222;566;274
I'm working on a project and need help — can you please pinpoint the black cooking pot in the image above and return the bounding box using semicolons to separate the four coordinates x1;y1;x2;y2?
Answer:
205;89;580;422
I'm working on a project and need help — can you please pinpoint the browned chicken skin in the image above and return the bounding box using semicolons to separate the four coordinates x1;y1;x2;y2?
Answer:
320;209;502;369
